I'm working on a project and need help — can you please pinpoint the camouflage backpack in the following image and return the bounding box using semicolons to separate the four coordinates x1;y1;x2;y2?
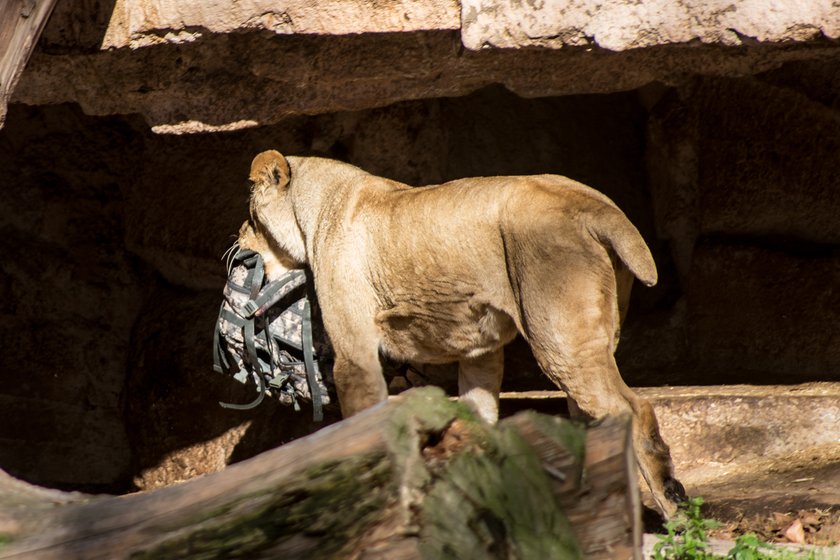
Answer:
213;250;333;421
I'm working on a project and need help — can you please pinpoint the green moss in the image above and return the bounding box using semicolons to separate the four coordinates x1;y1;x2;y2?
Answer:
131;453;393;559
520;411;587;462
419;417;585;560
382;387;474;490
130;388;585;559
383;387;474;448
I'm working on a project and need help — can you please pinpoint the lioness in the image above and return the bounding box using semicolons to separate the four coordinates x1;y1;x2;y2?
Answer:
242;150;685;518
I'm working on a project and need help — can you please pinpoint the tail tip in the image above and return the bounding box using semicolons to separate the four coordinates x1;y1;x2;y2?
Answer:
640;268;658;287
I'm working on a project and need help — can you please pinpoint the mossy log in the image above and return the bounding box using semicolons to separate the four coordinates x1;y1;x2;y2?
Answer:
0;387;640;559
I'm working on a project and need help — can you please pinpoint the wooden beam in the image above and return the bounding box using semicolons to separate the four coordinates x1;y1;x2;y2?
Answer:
0;0;58;127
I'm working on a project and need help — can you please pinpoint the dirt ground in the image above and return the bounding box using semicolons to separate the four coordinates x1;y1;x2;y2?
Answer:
642;385;840;549
502;384;840;550
695;455;840;547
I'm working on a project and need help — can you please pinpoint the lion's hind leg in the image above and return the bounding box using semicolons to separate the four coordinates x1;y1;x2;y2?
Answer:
526;307;683;517
511;251;684;518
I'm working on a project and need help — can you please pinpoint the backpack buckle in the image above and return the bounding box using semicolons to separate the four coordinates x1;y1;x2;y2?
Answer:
242;299;258;318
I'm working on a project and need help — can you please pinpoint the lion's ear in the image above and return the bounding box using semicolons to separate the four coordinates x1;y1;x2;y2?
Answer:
250;150;290;189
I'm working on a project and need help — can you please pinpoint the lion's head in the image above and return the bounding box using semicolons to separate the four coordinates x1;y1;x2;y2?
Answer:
246;150;307;267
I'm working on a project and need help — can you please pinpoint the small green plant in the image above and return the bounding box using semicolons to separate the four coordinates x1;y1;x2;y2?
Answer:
653;497;719;560
727;533;817;560
652;497;818;560
727;533;780;560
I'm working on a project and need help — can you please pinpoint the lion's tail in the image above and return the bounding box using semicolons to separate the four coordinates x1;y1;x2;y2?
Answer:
588;207;658;287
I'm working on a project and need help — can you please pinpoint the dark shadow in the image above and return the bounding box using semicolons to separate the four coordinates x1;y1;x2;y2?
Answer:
36;0;120;55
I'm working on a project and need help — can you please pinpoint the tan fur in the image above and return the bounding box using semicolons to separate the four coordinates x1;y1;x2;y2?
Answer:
243;150;683;518
237;220;295;280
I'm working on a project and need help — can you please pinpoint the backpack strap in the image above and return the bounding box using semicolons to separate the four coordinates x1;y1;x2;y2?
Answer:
212;302;230;374
245;270;306;318
218;318;269;410
301;298;323;422
218;252;268;410
218;367;266;410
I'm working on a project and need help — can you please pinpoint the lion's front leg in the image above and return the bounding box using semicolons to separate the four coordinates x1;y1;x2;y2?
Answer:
332;350;388;417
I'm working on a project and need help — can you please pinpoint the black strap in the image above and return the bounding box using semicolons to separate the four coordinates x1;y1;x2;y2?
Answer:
250;270;306;318
212;302;229;374
272;331;304;352
249;257;264;300
218;258;268;410
219;308;247;327
235;249;257;260
302;299;323;422
218;370;266;410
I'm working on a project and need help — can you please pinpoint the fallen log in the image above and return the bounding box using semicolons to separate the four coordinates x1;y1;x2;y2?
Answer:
0;387;640;559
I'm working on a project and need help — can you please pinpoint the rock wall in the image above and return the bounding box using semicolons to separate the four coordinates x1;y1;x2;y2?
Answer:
11;1;840;131
2;1;840;492
631;70;840;384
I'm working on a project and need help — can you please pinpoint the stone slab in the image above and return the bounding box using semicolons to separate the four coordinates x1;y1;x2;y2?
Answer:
461;0;840;51
643;384;840;481
102;0;460;49
502;384;840;513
